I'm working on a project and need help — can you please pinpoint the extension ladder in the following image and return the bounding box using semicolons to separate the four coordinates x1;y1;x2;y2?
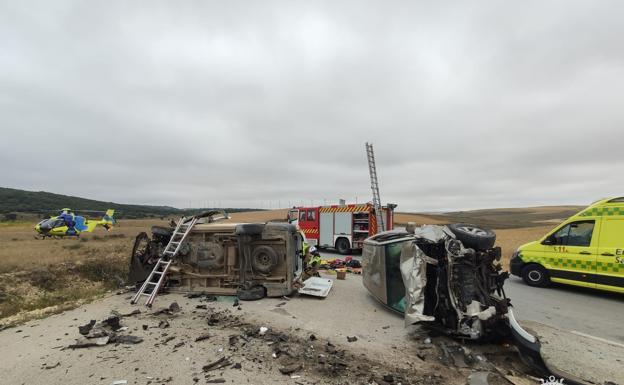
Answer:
365;142;385;232
131;216;199;307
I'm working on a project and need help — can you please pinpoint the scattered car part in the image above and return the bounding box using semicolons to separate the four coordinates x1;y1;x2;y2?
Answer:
298;277;333;298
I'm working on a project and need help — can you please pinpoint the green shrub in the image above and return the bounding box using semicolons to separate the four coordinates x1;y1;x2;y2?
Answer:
75;257;127;289
29;268;61;291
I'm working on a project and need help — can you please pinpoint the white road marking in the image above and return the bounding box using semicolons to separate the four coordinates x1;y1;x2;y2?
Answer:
570;330;624;349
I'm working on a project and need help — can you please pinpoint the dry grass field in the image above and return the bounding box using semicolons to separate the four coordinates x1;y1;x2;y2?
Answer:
395;205;583;229
0;207;568;326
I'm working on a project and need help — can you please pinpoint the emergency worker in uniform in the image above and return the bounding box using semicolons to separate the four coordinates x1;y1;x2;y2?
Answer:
59;208;77;235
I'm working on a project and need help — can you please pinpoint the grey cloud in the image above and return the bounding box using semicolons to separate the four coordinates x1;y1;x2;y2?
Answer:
1;1;623;211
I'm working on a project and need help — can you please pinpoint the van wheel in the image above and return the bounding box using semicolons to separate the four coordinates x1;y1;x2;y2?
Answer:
336;238;350;255
522;264;550;287
237;285;266;301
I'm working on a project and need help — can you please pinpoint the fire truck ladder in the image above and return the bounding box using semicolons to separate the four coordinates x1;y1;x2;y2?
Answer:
131;216;199;307
365;142;385;232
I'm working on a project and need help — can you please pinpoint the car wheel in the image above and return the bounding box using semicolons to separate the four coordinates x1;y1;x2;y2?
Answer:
251;246;278;273
335;238;350;255
237;285;266;301
521;264;550;287
447;223;496;250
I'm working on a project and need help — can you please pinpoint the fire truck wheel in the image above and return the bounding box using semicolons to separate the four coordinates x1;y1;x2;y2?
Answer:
335;237;350;255
237;285;266;301
251;246;278;273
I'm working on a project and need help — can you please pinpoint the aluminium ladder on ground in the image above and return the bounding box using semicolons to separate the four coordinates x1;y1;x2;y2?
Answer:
131;216;199;307
365;142;385;232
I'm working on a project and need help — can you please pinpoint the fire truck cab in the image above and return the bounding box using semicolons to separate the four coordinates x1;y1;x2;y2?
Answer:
288;203;396;254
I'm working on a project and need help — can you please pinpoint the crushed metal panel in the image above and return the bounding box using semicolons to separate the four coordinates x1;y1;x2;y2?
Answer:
298;277;333;298
400;241;435;325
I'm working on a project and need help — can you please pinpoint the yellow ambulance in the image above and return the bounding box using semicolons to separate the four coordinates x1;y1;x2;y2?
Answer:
510;197;624;293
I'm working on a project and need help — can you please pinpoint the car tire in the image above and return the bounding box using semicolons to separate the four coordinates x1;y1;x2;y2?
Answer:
335;237;350;255
251;246;278;273
447;223;496;251
237;285;266;301
521;264;550;287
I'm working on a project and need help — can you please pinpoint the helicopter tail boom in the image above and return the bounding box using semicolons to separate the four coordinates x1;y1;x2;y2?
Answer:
99;209;115;230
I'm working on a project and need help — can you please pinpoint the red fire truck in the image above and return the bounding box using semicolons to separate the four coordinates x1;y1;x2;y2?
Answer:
287;203;396;254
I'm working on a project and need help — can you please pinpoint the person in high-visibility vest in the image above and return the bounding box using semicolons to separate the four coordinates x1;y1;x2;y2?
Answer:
301;245;321;280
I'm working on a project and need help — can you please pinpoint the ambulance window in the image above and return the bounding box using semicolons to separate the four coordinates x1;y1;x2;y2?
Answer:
299;210;307;222
307;210;316;221
552;220;595;247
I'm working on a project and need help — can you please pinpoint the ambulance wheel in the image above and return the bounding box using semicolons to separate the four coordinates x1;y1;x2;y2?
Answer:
522;264;550;287
336;238;350;255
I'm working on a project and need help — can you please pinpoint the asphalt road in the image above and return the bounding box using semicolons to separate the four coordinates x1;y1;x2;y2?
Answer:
505;276;624;344
319;248;624;345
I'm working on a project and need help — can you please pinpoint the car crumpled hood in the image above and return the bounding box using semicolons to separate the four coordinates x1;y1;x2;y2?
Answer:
399;225;454;325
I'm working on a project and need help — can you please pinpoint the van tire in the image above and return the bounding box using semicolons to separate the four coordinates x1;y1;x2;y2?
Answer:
237;285;266;301
235;224;265;235
336;238;350;255
521;264;550;287
447;223;496;251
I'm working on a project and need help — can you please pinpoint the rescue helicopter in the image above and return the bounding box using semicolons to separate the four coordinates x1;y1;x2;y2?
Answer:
34;208;116;239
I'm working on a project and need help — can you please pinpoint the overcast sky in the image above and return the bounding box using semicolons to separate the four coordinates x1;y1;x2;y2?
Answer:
1;1;623;212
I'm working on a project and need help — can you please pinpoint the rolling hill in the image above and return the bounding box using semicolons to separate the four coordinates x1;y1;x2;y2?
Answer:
0;187;257;219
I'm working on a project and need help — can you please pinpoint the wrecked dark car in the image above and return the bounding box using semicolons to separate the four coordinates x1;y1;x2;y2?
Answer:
362;223;547;372
363;223;508;340
128;211;303;300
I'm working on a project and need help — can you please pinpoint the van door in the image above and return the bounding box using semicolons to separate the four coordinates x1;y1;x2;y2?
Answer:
543;220;599;288
596;217;624;292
